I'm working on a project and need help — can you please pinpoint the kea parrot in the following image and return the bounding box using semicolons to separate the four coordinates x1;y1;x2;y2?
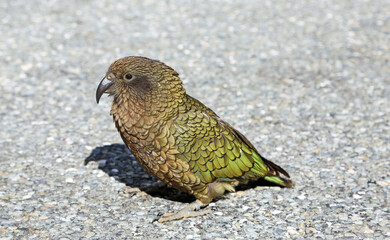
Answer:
96;56;293;222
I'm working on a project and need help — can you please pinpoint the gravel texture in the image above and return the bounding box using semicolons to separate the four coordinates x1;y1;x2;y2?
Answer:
1;0;389;239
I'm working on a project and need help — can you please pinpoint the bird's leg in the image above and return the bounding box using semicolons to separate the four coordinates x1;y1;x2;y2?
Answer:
158;199;212;223
157;180;240;222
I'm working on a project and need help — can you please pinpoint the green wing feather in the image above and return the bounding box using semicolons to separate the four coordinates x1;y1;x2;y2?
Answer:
171;95;293;188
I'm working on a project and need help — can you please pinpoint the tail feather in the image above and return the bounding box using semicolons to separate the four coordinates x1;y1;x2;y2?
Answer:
228;125;293;188
262;157;290;178
264;175;294;188
259;155;294;188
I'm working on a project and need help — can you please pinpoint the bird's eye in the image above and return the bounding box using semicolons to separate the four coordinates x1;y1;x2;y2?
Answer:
124;73;133;81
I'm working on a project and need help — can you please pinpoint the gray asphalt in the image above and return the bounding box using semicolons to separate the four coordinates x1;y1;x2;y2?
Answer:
1;0;389;239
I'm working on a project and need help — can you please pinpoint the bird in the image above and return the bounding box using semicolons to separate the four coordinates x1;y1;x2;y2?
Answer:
96;56;293;222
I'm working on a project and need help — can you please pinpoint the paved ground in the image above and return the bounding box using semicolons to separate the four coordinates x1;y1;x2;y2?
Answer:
1;0;389;239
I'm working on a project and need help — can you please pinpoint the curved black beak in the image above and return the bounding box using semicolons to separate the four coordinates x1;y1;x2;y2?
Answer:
96;76;114;104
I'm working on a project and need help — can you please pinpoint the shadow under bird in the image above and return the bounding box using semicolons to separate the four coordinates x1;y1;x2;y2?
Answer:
96;56;293;222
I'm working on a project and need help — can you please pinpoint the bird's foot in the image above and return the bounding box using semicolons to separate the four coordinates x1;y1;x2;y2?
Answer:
159;209;212;223
158;200;212;223
122;187;149;198
123;181;166;195
122;187;141;194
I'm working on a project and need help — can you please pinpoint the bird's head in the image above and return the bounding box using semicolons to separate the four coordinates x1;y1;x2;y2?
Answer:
96;56;185;104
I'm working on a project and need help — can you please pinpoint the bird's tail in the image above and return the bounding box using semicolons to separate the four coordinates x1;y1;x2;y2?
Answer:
262;157;294;188
249;154;294;188
264;175;294;188
230;127;294;188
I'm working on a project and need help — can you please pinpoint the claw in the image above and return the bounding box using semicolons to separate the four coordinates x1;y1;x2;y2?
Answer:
158;200;212;222
159;209;212;222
